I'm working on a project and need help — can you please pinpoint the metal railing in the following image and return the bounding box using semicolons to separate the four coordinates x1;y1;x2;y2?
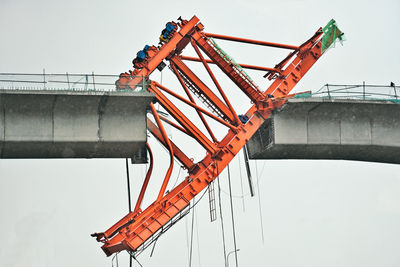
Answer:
0;73;148;92
312;83;399;102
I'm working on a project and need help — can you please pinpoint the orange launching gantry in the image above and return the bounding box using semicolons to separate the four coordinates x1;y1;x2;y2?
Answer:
92;16;343;258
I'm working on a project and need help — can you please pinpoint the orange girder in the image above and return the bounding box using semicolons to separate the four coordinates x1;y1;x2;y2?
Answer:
180;55;281;73
146;119;194;171
170;56;237;123
204;32;300;50
170;63;218;142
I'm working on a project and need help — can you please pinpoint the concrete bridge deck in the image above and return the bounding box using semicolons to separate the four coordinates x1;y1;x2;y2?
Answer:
0;89;153;161
1;75;399;164
247;98;400;164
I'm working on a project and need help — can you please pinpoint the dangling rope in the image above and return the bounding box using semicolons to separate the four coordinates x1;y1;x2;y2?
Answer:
172;166;182;189
255;162;265;244
185;215;190;263
150;238;158;257
237;153;246;212
129;253;143;267
216;162;227;266
125;158;133;267
195;210;202;267
125;158;132;213
111;252;119;267
189;197;196;267
227;164;239;267
183;188;208;264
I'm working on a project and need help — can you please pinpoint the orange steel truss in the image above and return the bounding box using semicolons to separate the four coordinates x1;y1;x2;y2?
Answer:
92;15;337;258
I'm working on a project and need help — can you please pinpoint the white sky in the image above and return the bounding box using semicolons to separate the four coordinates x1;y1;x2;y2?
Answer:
1;0;400;266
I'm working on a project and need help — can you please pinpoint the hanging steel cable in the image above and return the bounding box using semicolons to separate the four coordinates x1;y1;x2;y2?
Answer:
227;165;239;267
125;158;133;267
195;210;202;267
125;158;132;213
111;252;119;267
189;197;195;267
216;163;228;266
237;153;246;212
254;162;265;244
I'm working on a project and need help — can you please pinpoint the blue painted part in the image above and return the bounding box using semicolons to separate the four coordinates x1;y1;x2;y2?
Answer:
163;23;176;39
166;23;175;32
238;114;249;124
137;50;146;61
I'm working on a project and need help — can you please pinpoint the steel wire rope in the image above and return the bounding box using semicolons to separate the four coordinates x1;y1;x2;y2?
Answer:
125;158;133;267
150;238;158;257
172;166;182;189
125;159;132;213
189;197;196;267
128;253;143;267
237;153;246;212
215;161;228;266
148;173;209;260
227;164;239;267
111;252;119;267
185;212;191;263
189;184;209;210
255;162;265;244
220;161;268;199
195;210;202;267
220;189;251;199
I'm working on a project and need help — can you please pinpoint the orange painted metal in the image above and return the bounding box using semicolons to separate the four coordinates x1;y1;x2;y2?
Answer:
170;56;237;123
180;55;281;73
150;103;175;201
124;16;200;89
159;115;191;137
154;82;237;131
190;39;240;125
149;82;218;153
170;63;217;142
147;119;194;171
93;16;331;259
191;31;265;102
134;142;153;213
204;32;299;50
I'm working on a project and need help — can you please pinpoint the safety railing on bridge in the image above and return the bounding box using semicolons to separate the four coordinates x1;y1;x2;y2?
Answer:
0;73;148;92
311;83;400;103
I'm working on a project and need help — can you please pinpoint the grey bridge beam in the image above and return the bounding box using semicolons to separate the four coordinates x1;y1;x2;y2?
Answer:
247;98;400;164
0;90;154;161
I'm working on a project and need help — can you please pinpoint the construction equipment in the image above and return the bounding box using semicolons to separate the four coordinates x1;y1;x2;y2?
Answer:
92;15;343;258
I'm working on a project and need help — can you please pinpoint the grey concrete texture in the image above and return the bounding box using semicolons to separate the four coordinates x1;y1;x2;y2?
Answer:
0;90;154;160
247;98;400;164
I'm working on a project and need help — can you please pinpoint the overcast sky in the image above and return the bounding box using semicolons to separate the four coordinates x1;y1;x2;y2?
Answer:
1;0;400;266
